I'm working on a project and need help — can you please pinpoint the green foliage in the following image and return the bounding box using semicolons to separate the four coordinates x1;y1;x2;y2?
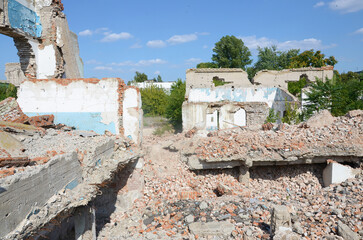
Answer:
288;77;307;97
153;123;174;136
156;75;163;82
140;85;168;117
196;62;218;68
211;35;252;70
254;46;299;71
134;71;148;83
265;108;280;123
340;71;360;82
213;77;228;87
303;78;363;119
165;79;186;129
247;67;257;80
289;49;337;68
282;101;300;125
0;83;17;101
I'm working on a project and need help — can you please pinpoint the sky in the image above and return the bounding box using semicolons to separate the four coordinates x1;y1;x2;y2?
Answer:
0;0;363;83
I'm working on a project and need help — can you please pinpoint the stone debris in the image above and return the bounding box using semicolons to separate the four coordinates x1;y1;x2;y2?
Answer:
97;131;363;240
181;110;362;169
270;205;292;235
337;220;360;240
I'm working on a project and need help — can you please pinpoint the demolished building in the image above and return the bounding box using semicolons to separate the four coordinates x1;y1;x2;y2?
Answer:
182;67;334;131
1;0;83;86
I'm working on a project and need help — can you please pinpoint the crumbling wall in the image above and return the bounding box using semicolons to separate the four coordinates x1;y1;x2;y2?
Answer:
16;78;143;144
5;62;26;86
182;101;269;131
186;68;252;96
122;87;143;145
1;0;83;80
253;66;334;89
17;78;123;135
0;152;82;237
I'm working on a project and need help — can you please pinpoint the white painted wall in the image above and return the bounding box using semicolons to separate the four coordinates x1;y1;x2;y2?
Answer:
234;109;246;127
29;41;57;79
323;162;356;187
123;88;142;145
206;110;218;130
17;78;120;134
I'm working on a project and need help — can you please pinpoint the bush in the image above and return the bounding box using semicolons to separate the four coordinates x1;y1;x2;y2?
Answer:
0;83;17;101
165;79;186;129
265;108;280;123
140;85;168;117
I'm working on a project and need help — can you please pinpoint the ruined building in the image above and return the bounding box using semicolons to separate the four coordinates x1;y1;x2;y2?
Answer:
0;0;83;86
182;67;334;131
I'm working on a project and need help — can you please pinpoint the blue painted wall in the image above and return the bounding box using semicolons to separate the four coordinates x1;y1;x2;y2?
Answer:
8;0;42;38
25;112;117;134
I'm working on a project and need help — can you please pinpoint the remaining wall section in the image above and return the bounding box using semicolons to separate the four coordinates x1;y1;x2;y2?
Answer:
186;68;252;96
253;66;334;89
17;78;143;143
0;152;82;237
123;87;143;145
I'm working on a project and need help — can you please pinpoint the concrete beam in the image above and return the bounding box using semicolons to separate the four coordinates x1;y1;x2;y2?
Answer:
74;205;96;240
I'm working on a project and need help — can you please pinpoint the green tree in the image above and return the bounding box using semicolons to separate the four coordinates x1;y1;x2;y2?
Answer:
303;78;363;119
134;71;148;83
288;77;307;97
254;46;299;71
196;62;218;68
289;49;337;68
166;79;186;129
265;108;280;123
156;75;163;82
211;35;252;70
282;101;300;125
140;85;168;116
0;83;17;101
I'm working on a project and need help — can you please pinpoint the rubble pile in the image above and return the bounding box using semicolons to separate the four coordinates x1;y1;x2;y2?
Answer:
98;132;363;239
182;110;362;168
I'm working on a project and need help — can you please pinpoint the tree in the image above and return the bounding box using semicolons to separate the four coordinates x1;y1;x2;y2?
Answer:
156;75;163;82
165;79;186;129
254;46;300;71
196;62;218;68
140;85;168;116
0;83;17;101
303;78;363;119
211;35;252;70
133;71;148;83
282;101;300;125
289;49;337;68
288;77;307;97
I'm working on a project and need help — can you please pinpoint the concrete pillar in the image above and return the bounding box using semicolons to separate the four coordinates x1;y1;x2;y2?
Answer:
238;166;250;185
74;205;96;240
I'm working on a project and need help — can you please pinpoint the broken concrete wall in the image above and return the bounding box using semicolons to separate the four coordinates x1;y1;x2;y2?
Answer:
5;62;26;86
182;101;269;131
183;87;295;131
123;87;143;145
186;68;251;96
0;152;82;237
17;78;123;135
16;78;143;143
253;66;334;89
1;0;83;80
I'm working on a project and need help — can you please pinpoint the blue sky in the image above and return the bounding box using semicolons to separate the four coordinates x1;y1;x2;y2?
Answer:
1;0;363;83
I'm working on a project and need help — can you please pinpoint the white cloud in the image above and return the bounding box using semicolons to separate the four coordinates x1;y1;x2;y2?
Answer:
79;29;93;36
86;59;102;65
167;34;198;44
130;43;142;49
185;58;202;64
111;59;167;67
154;70;161;75
94;66;113;71
146;40;167;48
203;45;208;49
354;28;363;34
328;0;363;13
314;1;325;8
101;32;133;42
239;35;336;51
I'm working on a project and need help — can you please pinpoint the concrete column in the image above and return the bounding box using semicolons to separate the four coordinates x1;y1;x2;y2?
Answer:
74;205;96;240
238;166;250;185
